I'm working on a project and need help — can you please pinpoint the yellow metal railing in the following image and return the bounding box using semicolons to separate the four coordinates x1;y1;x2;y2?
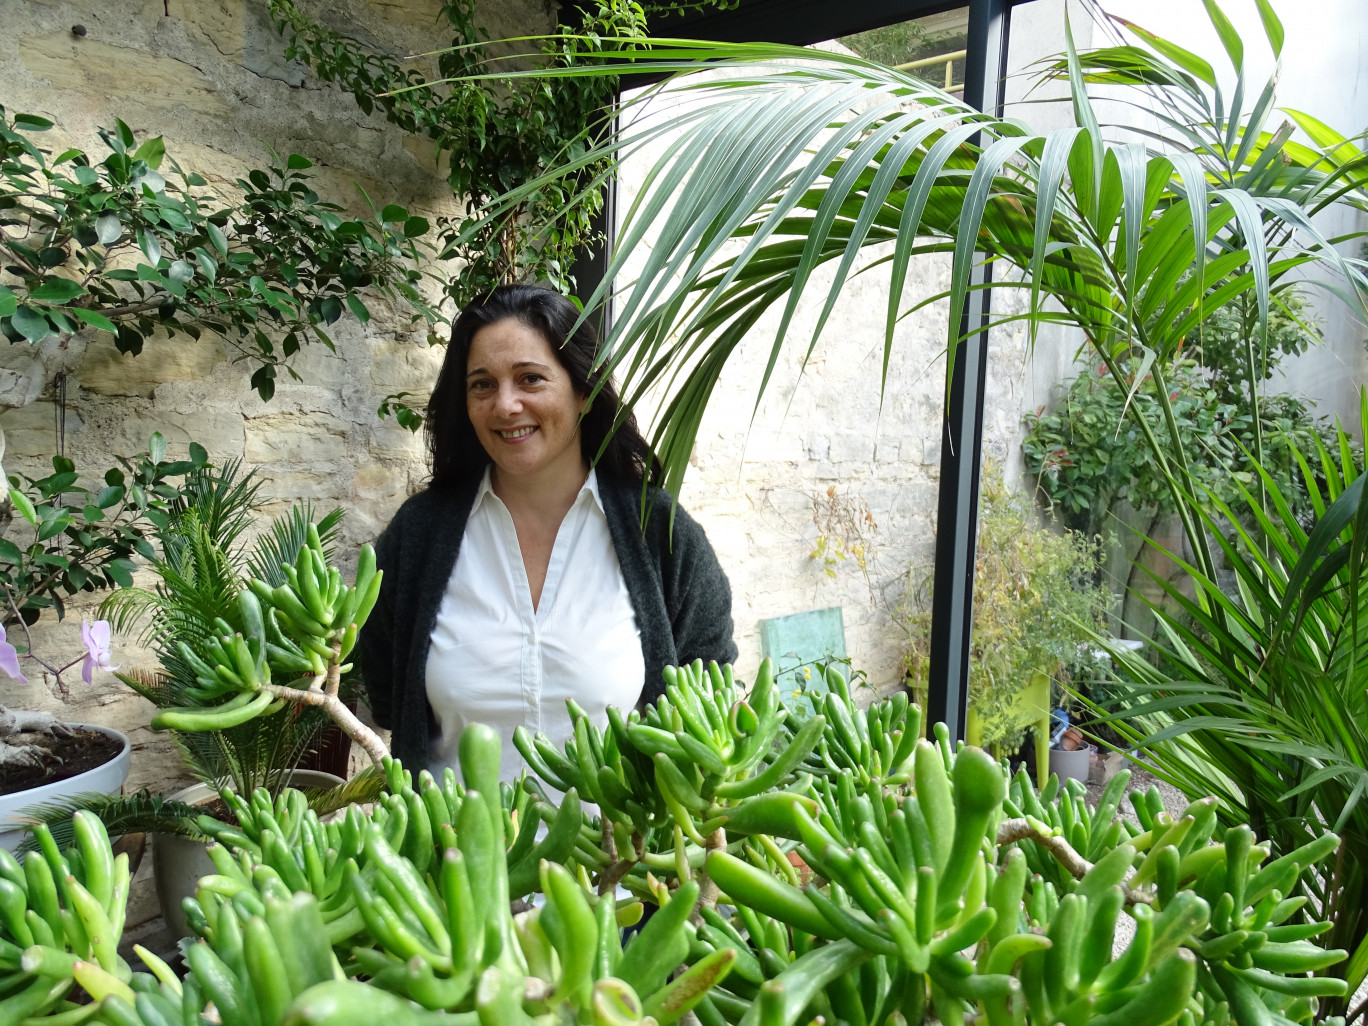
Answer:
894;48;967;94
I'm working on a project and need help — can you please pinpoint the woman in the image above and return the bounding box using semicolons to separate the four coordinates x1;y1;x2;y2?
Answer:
359;284;738;779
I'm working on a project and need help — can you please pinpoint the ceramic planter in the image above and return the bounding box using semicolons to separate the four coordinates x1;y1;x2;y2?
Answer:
0;720;131;852
153;769;344;940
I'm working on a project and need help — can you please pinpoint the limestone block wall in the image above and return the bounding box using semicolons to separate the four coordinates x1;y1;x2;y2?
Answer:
0;0;550;929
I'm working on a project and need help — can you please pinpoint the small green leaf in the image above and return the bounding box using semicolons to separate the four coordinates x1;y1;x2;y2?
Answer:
0;288;16;318
286;154;313;170
132;136;166;170
0;538;21;564
381;204;407;223
11;306;52;343
37;516;69;542
167;259;194;283
107;558;136;588
137;228;161;266
104;468;125;487
14;113;54;130
403;216;430;238
70;308;118;333
95;214;122;244
189;442;208;467
205;221;228;256
10;490;39;526
73;166;99;187
29;277;87;303
345;295;370;323
250;365;276;402
115;118;136;150
95;485;124;508
148;432;167;464
82;504;104;523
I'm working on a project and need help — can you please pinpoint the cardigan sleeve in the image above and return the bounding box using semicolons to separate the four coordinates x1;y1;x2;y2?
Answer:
358;517;400;730
655;499;739;669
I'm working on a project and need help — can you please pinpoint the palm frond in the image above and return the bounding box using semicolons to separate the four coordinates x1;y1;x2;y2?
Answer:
449;11;1367;590
305;766;386;817
14;790;207;856
245;505;345;587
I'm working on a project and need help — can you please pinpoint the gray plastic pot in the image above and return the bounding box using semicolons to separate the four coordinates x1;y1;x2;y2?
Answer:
1048;744;1094;786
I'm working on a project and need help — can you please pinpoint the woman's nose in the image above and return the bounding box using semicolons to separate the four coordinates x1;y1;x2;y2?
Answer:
493;383;522;414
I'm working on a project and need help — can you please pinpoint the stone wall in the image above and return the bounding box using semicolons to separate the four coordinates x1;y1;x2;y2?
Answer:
0;0;549;930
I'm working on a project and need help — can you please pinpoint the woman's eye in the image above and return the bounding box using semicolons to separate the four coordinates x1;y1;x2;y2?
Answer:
522;373;544;385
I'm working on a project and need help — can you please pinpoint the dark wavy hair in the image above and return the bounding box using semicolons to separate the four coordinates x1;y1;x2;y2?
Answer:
426;285;660;487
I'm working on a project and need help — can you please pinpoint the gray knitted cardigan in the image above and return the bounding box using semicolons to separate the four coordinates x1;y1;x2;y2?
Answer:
358;473;739;771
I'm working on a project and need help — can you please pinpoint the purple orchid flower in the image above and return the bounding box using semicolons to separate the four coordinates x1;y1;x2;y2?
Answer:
81;620;118;684
0;623;27;683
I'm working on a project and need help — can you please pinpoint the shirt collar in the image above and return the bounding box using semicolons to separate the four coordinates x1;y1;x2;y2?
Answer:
475;465;604;513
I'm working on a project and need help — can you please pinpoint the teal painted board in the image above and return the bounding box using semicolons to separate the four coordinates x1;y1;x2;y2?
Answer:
759;606;846;706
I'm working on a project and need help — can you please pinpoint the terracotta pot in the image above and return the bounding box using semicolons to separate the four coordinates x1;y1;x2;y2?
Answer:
0;719;131;852
152;768;344;940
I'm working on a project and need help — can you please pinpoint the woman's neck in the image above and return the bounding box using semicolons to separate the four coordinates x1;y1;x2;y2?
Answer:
490;459;590;522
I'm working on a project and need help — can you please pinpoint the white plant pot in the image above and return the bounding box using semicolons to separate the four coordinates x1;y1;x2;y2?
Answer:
0;720;131;852
153;769;344;941
1048;745;1094;786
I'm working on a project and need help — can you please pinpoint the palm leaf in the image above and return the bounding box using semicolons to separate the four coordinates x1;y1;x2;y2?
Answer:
14;790;208;855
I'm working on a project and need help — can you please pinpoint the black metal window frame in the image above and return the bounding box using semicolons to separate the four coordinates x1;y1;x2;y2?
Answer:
572;0;1032;739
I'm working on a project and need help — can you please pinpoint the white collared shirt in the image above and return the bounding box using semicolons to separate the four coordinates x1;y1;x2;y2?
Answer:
425;467;645;783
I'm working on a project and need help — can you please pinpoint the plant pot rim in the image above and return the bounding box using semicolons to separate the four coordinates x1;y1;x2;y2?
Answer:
165;768;347;808
0;718;132;849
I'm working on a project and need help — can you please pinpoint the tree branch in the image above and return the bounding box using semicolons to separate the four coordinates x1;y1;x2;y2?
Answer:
997;817;1153;905
259;679;389;771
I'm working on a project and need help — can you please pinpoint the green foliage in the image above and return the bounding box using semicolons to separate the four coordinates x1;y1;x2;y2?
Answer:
1186;291;1317;410
1078;393;1368;1016
900;466;1110;748
0;434;204;627
98;462;342;798
0;669;1349;1026
0;107;437;402
461;1;1368;588
266;0;648;308
1022;360;1338;539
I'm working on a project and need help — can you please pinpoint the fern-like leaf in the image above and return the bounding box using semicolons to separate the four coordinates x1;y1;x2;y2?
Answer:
14;790;207;855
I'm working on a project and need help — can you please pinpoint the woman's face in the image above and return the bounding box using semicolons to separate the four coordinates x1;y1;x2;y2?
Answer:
465;317;587;487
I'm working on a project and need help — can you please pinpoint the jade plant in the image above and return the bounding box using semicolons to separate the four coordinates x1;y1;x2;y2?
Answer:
0;628;1349;1025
